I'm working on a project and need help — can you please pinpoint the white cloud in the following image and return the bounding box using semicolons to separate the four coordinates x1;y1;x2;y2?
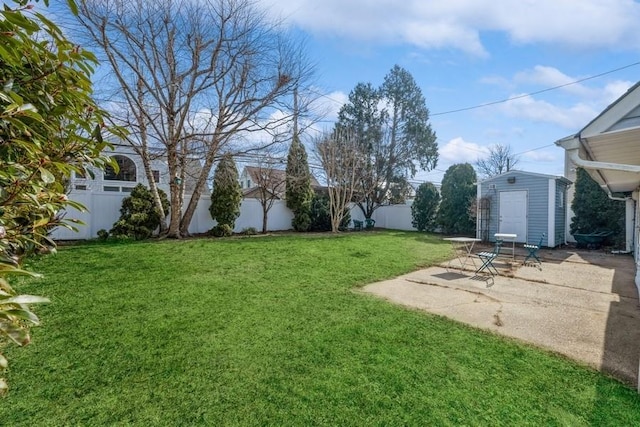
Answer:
262;0;640;56
521;150;556;163
601;80;635;105
439;137;488;163
497;94;598;129
314;90;347;122
514;66;592;98
513;66;635;104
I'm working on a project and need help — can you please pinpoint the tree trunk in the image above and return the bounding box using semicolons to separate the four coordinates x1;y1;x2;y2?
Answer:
179;145;218;236
262;205;268;234
140;152;167;234
166;144;183;238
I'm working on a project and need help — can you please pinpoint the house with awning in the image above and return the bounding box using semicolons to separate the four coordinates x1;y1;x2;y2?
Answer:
555;81;640;297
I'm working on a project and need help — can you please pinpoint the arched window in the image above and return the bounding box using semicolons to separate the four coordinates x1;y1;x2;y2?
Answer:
104;155;137;182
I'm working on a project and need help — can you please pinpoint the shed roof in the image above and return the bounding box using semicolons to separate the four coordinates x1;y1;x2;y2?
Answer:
480;170;571;185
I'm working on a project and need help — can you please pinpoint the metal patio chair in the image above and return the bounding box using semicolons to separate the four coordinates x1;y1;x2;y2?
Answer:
524;233;545;264
476;239;503;275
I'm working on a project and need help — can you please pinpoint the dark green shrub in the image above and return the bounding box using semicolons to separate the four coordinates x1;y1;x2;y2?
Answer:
96;229;109;241
571;168;625;246
241;227;257;236
437;163;476;234
309;192;351;232
210;224;233;237
411;182;440;232
209;154;242;229
309;193;331;231
110;184;169;240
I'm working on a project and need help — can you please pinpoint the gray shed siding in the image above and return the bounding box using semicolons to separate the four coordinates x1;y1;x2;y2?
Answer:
479;171;569;247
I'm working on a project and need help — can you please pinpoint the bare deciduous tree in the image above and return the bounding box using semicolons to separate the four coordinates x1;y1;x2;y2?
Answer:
73;0;312;237
315;129;362;233
246;156;287;233
475;144;520;178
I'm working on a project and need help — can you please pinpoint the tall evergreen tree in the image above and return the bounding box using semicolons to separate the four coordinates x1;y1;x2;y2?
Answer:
411;182;440;232
285;135;314;231
437;164;477;234
571;168;625;241
337;65;438;219
209;154;242;230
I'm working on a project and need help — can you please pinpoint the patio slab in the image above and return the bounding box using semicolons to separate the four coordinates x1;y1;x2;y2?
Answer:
361;248;640;387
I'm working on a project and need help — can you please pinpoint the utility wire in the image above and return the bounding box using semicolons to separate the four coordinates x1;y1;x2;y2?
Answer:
431;61;640;116
309;60;640;116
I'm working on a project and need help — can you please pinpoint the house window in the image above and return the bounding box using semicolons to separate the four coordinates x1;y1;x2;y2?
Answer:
247;180;251;188
152;170;160;183
103;186;120;192
559;191;564;208
75;184;87;190
122;187;134;193
104;155;136;181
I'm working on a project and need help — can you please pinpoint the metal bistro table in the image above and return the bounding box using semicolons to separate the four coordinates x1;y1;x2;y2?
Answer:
443;237;481;271
494;233;517;260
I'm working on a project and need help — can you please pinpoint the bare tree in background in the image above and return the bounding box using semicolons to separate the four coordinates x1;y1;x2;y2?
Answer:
475;144;520;178
248;156;287;233
315;129;362;233
73;0;313;237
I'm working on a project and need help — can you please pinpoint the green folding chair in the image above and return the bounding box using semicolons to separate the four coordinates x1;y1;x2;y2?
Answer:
476;240;503;275
524;233;545;263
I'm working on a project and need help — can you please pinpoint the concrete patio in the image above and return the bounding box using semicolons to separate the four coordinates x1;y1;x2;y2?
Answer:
362;246;640;387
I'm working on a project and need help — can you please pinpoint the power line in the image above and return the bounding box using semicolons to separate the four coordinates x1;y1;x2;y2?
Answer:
514;143;555;156
430;61;640;116
309;61;640;117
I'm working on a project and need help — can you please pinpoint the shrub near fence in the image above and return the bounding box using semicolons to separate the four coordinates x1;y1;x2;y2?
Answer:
51;192;417;240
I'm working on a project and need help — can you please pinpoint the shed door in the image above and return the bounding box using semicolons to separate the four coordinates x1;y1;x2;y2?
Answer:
499;190;527;242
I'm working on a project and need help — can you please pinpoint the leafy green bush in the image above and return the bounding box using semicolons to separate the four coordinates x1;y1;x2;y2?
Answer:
0;0;116;394
96;229;109;241
241;227;258;236
210;224;233;237
110;184;169;240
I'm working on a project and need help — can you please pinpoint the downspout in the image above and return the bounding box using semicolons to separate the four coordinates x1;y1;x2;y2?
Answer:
568;134;639;251
569;134;640;393
567;138;639;201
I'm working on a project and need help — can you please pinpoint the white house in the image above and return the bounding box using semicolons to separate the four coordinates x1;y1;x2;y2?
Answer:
555;81;640;391
53;144;199;239
70;144;172;194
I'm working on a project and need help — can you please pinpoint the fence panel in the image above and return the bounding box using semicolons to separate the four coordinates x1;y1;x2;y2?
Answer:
51;192;417;240
373;203;416;231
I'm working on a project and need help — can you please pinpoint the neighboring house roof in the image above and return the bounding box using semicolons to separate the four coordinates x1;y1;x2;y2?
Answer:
480;170;571;185
242;186;282;200
555;81;640;194
243;166;320;187
241;166;320;199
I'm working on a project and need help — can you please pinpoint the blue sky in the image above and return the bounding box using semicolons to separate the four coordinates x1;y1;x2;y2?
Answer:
262;0;640;184
31;0;640;185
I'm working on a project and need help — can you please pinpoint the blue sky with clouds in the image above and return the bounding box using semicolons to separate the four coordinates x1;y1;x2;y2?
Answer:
32;0;640;185
263;0;640;184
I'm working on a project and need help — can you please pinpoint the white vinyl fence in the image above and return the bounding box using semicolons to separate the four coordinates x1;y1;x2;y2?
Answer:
51;192;417;240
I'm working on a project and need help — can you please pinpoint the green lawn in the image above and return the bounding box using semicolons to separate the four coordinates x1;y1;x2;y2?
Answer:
2;231;640;425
